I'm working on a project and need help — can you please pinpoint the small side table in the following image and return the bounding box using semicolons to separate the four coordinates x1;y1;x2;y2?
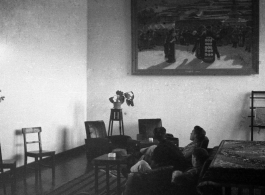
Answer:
108;109;124;136
92;154;129;195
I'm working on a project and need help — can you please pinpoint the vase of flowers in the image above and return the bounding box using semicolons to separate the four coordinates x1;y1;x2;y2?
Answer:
109;90;134;109
113;102;123;109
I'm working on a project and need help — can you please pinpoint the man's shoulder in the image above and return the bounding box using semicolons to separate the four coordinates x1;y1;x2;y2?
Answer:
163;140;179;147
157;140;179;150
185;141;196;148
157;139;170;145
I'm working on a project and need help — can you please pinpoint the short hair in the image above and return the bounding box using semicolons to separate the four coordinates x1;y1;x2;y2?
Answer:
153;127;166;140
192;148;209;164
193;126;206;141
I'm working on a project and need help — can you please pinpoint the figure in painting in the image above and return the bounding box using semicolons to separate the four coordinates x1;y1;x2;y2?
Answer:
164;28;177;63
192;25;220;63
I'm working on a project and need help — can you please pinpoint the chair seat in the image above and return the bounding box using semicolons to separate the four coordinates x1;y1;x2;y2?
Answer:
1;159;16;168
26;150;55;157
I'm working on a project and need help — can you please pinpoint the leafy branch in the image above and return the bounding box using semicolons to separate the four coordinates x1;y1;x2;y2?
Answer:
0;90;5;103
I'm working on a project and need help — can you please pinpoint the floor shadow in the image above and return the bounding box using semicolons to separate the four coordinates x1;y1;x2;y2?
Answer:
186;58;213;69
147;61;173;69
176;58;213;69
218;46;251;67
147;57;214;70
176;59;189;69
142;44;251;70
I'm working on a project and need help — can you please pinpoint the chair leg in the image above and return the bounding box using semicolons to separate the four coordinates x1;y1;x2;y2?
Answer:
1;167;7;195
38;157;42;180
13;166;16;185
11;164;16;194
24;156;27;177
52;155;55;185
3;184;7;195
35;157;39;183
1;170;15;195
2;179;7;195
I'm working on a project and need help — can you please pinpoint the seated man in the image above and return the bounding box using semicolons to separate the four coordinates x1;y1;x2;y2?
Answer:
130;127;187;173
123;140;209;195
182;126;207;164
171;148;209;194
131;125;207;170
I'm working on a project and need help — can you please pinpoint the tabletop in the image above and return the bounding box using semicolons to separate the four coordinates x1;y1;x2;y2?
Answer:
200;140;265;186
92;153;129;165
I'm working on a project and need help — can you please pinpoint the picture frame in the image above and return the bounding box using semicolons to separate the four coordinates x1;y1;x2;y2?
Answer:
131;0;259;75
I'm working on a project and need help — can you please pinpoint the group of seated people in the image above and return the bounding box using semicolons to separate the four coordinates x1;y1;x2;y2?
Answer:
123;125;209;195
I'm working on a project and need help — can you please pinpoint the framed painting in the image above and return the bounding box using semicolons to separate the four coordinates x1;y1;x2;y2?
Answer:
131;0;259;75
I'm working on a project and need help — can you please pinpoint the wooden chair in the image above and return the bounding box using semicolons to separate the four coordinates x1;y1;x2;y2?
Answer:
0;144;16;195
137;118;162;140
22;127;55;181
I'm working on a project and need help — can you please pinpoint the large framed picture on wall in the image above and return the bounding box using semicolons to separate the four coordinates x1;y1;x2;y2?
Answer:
131;0;259;75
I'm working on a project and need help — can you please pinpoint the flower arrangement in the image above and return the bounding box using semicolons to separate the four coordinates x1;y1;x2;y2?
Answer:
109;90;134;107
0;90;5;103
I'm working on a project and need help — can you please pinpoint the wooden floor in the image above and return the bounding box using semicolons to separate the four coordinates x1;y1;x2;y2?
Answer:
0;146;92;195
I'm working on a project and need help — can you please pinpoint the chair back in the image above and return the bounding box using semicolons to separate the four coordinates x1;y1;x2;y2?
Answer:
22;127;42;153
199;158;212;179
200;136;209;150
138;119;162;139
84;120;107;139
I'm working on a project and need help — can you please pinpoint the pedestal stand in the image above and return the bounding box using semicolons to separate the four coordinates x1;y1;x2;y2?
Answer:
108;109;124;136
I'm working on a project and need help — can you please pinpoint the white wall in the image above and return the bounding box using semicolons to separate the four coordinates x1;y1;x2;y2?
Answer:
0;0;87;167
87;0;265;148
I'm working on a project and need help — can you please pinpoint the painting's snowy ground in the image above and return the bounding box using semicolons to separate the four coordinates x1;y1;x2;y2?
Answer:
138;44;252;70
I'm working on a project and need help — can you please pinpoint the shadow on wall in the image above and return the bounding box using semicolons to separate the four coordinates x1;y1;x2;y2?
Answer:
57;102;85;153
73;102;85;145
121;123;137;140
14;129;24;165
57;127;69;153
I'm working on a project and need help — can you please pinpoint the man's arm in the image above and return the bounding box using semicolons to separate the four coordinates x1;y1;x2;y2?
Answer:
172;168;199;186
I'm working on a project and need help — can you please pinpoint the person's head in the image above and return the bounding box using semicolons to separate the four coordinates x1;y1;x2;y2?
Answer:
153;127;166;141
190;126;206;142
192;148;209;167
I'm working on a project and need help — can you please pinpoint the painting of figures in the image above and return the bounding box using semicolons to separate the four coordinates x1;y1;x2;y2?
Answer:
131;0;259;75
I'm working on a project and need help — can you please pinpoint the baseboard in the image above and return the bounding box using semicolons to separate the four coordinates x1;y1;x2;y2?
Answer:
2;144;86;179
55;144;86;159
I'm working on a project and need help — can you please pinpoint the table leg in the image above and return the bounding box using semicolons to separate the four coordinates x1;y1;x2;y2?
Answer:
106;164;110;195
95;164;98;195
108;118;112;136
224;187;231;195
117;163;121;195
260;187;265;194
11;164;16;194
238;188;243;195
121;119;124;135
